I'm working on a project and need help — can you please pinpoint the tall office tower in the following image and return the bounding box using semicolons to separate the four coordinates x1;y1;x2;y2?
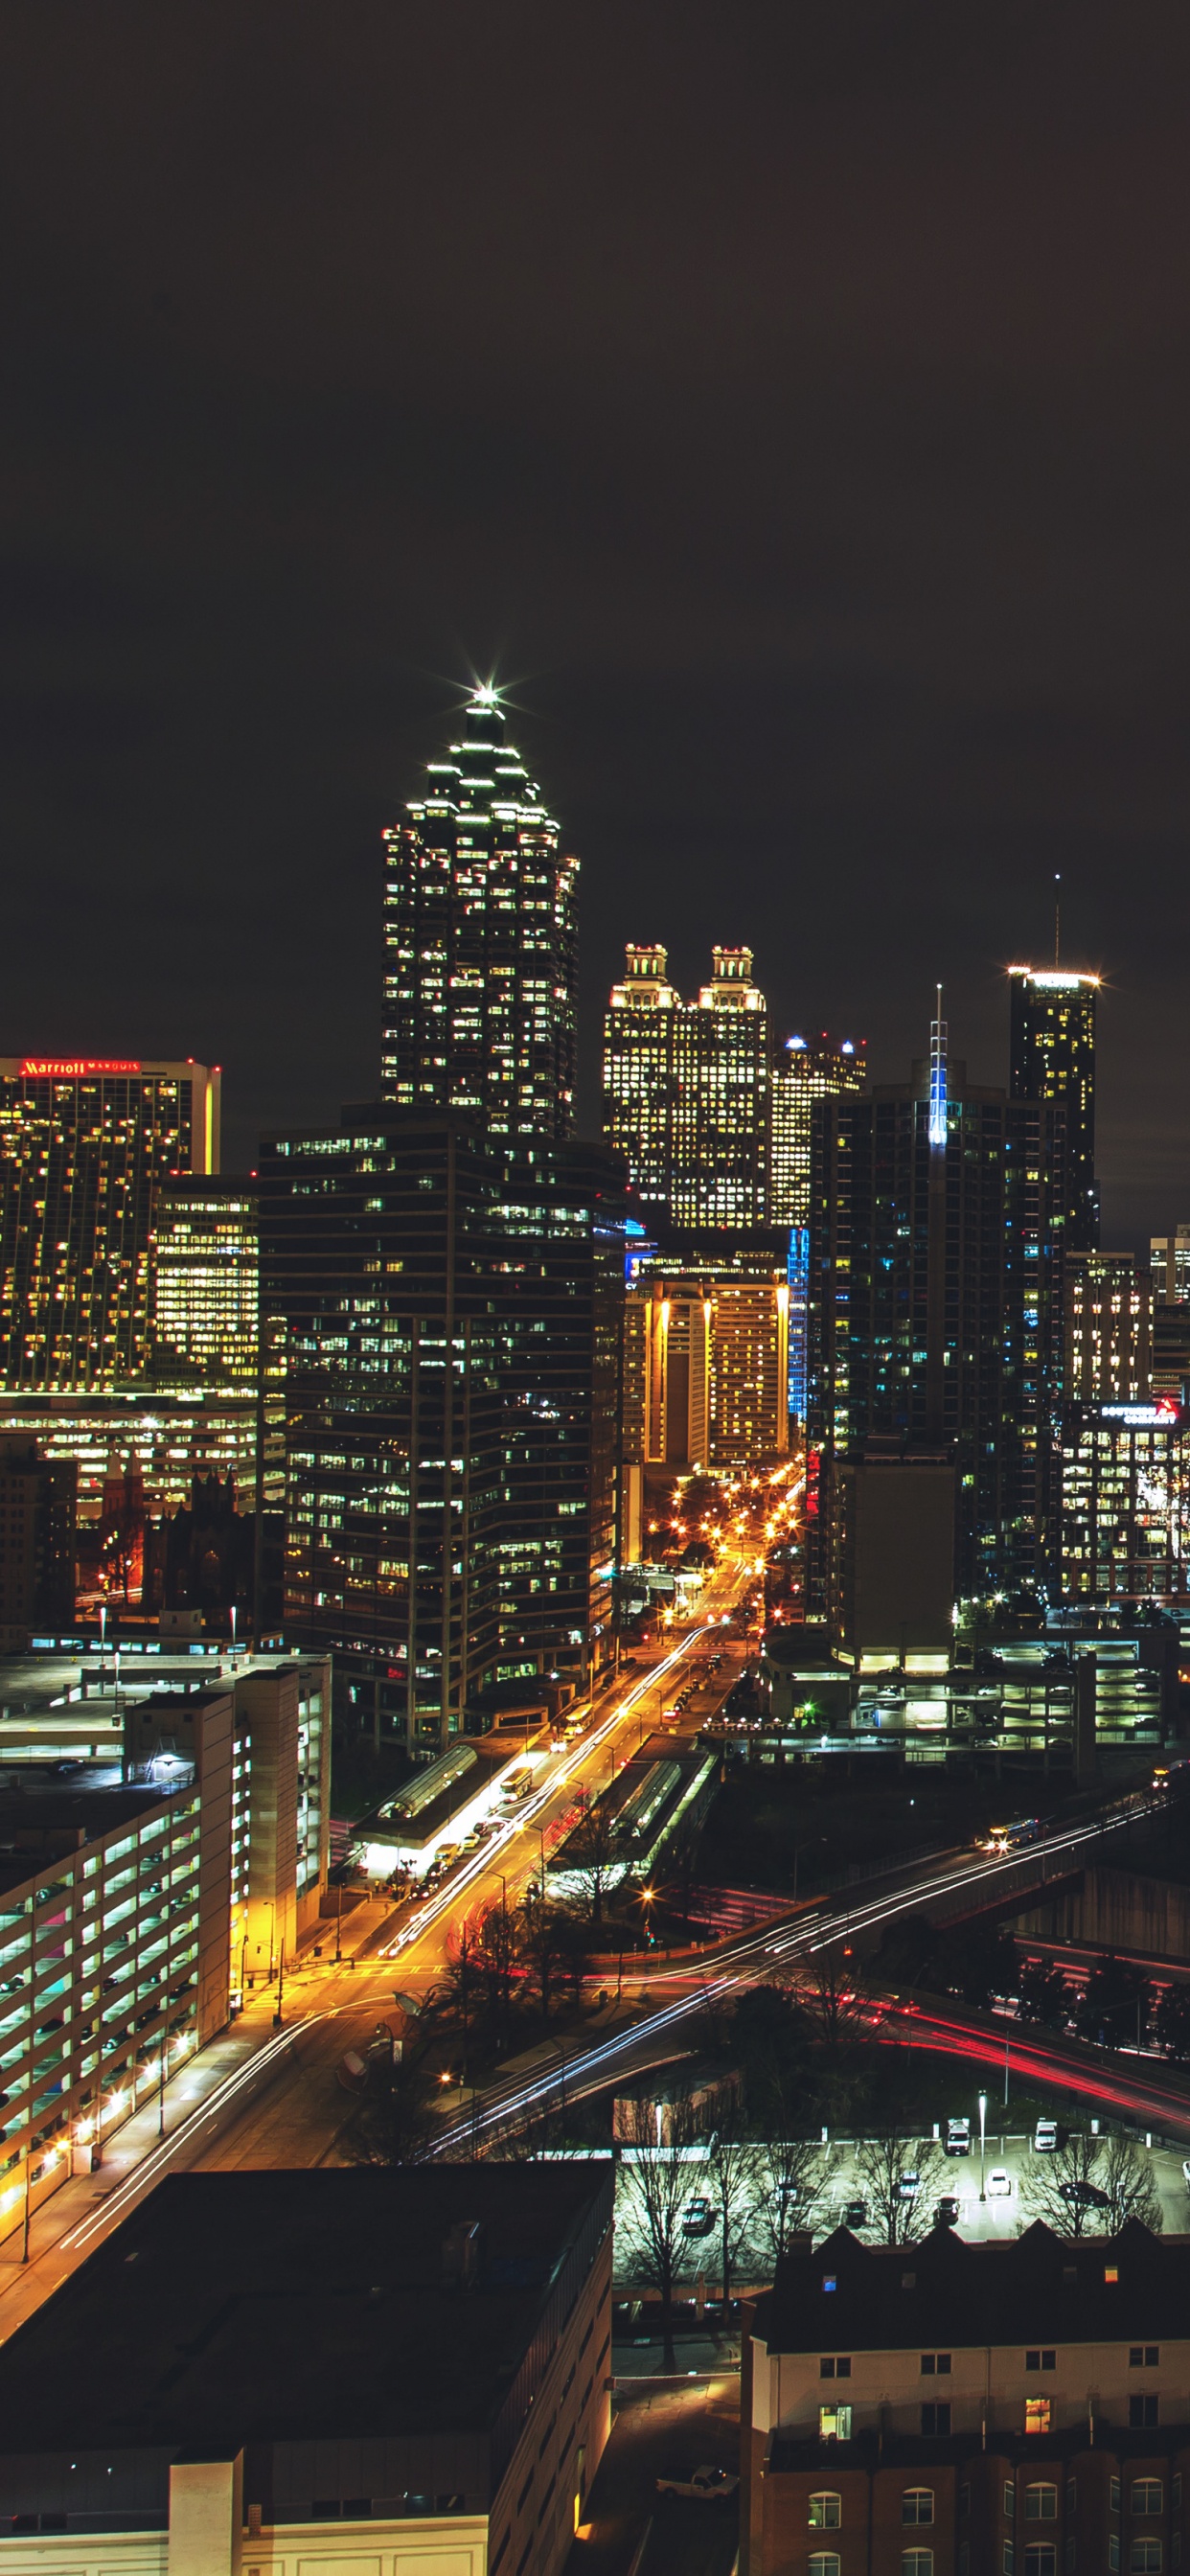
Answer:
769;1033;867;1225
624;1258;790;1476
1152;1225;1190;1302
259;1112;504;1756
0;1057;220;1390
808;1021;1066;1630
492;1141;628;1689
148;1179;259;1392
602;944;680;1216
1009;965;1099;1249
1065;1251;1152;1401
381;686;578;1142
770;1030;866;1425
261;1106;628;1731
673;947;768;1227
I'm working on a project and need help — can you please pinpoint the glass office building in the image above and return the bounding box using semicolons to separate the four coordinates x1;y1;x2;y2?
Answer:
0;1058;220;1391
381;688;578;1144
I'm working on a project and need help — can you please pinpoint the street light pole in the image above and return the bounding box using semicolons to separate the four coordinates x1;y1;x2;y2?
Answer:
158;2028;167;2138
978;2091;988;2202
273;1941;286;2029
20;2147;33;2265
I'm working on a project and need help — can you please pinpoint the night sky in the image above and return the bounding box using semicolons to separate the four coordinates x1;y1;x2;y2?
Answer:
4;5;1190;1242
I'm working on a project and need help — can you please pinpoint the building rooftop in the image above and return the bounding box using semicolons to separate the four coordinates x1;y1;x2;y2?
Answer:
755;2220;1184;2354
0;2164;613;2455
0;1783;177;1895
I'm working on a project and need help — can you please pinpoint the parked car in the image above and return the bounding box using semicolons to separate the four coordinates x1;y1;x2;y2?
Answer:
656;2467;740;2502
843;2197;867;2228
986;2169;1013;2197
898;2170;921;2200
681;2195;716;2239
1035;2118;1059;2152
946;2118;972;2157
934;2195;960;2228
1059;2179;1110;2211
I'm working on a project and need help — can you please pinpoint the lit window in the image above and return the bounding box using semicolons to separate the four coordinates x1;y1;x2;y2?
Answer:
818;2405;851;2442
809;2496;841;2529
1024;2400;1052;2435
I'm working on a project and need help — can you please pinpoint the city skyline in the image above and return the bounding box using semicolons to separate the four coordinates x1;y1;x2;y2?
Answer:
4;15;1190;1246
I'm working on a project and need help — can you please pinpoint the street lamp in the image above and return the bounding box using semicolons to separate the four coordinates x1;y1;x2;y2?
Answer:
978;2091;988;2202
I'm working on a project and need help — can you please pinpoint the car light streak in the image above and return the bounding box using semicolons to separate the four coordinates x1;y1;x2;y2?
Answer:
381;1624;714;1960
429;1793;1174;2155
58;2016;330;2254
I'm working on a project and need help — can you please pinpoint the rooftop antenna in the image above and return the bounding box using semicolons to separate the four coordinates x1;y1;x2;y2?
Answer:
928;983;948;1149
1054;872;1061;968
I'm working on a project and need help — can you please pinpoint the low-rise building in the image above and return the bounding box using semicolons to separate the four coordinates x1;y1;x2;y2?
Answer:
743;2218;1190;2576
0;1779;220;2247
0;2163;613;2576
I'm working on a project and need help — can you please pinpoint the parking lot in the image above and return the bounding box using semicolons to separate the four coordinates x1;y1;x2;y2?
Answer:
612;2131;1190;2288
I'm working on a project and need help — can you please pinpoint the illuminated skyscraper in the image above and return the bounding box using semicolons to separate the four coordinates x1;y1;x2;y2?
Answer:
771;1031;867;1425
673;947;768;1227
602;944;679;1215
808;1024;1067;1611
625;1261;789;1472
769;1034;867;1228
381;687;578;1142
0;1057;220;1391
1152;1226;1190;1303
1009;966;1099;1250
1065;1251;1151;1402
149;1180;259;1392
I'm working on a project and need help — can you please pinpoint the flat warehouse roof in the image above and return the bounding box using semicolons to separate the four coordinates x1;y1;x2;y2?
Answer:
0;2165;613;2454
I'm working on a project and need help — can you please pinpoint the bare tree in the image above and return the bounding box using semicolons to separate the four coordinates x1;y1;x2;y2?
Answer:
705;2110;756;2315
1023;2133;1106;2238
517;1898;567;2022
616;2091;697;2367
477;1899;518;2050
444;1920;483;2080
750;2135;830;2271
1101;2132;1163;2234
854;2132;942;2245
568;1794;627;1930
794;1944;866;2055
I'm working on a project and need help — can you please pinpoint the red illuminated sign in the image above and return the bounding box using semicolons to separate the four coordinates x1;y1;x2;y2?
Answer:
19;1058;143;1078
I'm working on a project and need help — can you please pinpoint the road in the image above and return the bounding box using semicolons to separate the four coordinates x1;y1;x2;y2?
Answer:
429;1790;1186;2152
5;1491;1185;2338
0;1548;756;2336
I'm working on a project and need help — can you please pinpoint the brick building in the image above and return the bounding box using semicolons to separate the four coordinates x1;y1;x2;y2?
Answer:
743;2220;1190;2576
